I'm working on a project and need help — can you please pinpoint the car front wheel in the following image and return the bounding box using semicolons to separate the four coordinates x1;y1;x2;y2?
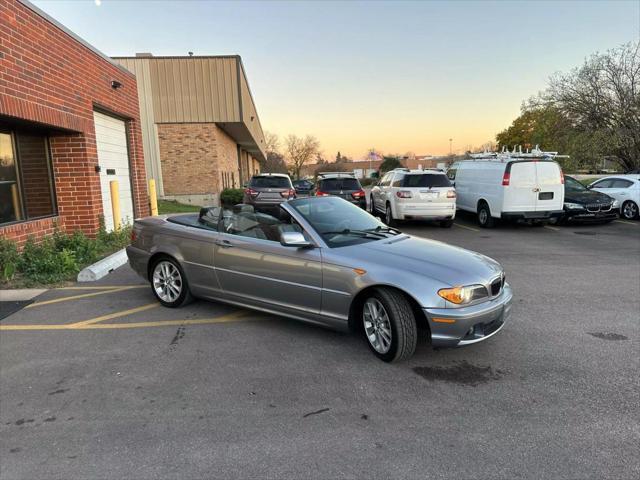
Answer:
362;288;417;362
385;203;397;227
621;200;638;220
150;257;193;308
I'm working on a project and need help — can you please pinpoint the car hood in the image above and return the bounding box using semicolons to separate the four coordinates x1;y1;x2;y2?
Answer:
353;235;503;287
565;190;613;204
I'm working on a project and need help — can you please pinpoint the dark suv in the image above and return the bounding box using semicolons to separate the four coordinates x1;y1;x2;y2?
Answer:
243;173;296;213
313;172;366;209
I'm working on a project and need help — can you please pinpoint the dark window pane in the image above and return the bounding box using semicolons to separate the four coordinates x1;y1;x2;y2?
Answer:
250;176;291;188
402;174;451;188
0;132;23;225
16;133;56;219
319;178;361;191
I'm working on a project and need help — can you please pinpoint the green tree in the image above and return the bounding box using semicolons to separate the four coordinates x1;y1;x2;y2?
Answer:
378;156;404;174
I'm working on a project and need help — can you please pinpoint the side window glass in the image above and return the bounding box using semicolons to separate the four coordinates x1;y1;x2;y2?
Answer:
221;205;301;242
592;179;611;188
391;174;404;187
612;179;632;188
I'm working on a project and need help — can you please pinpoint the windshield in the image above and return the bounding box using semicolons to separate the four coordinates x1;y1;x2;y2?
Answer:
318;178;361;191
402;174;451;188
565;176;588;193
250;176;291;189
289;197;393;247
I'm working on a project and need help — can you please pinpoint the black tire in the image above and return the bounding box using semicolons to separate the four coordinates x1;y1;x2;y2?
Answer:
361;288;417;362
385;203;397;227
477;202;495;228
149;256;193;308
369;195;377;215
621;200;639;220
440;219;454;228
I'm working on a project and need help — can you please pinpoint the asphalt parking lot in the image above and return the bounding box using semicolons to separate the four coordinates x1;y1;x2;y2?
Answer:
1;215;639;480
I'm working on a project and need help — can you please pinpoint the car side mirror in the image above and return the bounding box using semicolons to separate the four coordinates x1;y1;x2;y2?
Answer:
586;185;592;189
280;231;313;248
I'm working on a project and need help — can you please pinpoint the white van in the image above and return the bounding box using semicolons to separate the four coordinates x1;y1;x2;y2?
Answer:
447;158;564;227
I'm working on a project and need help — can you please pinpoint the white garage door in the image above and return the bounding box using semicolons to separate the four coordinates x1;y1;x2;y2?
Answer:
93;111;134;232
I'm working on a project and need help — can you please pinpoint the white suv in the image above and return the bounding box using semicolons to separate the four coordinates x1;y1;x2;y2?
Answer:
370;169;456;227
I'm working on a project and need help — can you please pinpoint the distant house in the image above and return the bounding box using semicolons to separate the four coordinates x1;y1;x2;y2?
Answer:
114;54;266;206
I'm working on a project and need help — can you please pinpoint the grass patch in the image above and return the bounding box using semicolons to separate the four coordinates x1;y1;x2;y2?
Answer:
157;199;201;214
0;225;132;288
578;177;599;186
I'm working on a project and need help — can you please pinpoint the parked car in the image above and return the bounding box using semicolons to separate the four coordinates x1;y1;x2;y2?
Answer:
313;172;366;209
292;179;314;195
243;173;296;213
127;197;512;362
370;168;456;227
557;175;618;224
448;158;564;227
588;175;640;220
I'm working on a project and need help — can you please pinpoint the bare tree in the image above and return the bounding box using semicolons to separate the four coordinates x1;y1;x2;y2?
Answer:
285;134;320;180
264;131;280;155
538;41;640;170
262;131;288;174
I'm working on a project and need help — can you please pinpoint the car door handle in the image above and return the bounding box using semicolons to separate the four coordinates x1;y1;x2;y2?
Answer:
215;239;234;248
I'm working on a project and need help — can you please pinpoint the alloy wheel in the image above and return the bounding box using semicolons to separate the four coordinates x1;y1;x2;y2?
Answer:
152;261;183;303
622;201;638;219
363;298;392;354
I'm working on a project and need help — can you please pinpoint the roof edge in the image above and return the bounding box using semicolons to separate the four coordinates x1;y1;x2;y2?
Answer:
17;0;134;78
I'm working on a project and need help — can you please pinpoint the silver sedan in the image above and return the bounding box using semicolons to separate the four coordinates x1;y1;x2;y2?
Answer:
127;197;513;362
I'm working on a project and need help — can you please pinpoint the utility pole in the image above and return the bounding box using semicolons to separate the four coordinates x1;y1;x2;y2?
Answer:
449;138;453;156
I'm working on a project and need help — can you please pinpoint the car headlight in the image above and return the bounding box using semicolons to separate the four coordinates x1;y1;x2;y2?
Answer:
564;202;584;210
438;285;488;305
612;200;619;208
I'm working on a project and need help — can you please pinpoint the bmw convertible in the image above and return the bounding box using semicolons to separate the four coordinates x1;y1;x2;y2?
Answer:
127;197;512;362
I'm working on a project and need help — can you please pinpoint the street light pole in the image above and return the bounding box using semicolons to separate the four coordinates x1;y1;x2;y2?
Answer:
449;138;453;156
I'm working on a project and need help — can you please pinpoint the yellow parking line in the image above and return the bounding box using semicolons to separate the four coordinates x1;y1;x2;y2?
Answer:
453;222;480;232
54;285;147;291
81;311;250;329
0;310;250;331
544;225;560;231
614;220;638;226
26;286;141;308
68;303;160;327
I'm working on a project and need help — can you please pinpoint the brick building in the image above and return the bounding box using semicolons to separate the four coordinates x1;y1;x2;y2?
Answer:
114;54;266;206
0;0;149;246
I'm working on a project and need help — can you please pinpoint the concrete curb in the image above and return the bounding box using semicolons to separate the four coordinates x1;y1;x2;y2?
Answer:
0;289;47;301
77;248;128;282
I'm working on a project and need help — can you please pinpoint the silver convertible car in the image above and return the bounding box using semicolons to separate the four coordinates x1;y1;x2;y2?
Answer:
127;197;513;362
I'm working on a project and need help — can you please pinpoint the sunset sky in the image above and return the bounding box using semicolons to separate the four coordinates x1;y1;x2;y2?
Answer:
33;0;639;159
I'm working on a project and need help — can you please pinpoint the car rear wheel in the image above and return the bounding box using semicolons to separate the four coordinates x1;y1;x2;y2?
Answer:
477;202;495;228
362;288;417;362
151;257;193;308
621;200;638;220
369;195;377;214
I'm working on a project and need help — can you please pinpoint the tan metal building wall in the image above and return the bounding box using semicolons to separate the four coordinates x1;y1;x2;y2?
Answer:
115;57;164;195
113;55;266;197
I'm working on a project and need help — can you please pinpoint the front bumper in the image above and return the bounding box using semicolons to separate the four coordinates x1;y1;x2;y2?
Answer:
425;283;513;347
564;210;618;222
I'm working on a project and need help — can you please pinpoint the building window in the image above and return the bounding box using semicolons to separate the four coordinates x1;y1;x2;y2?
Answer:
0;130;57;226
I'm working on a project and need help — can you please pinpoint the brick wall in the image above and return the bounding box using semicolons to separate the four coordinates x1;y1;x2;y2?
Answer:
158;122;240;195
0;0;149;247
